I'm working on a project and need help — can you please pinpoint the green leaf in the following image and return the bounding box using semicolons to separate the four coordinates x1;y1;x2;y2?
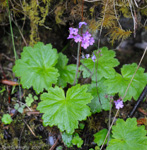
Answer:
62;132;73;147
72;134;83;148
80;47;119;81
0;86;6;94
107;118;147;150
2;114;12;124
104;63;147;101
18;107;24;113
13;42;59;94
55;53;76;87
25;94;34;107
14;103;25;113
95;146;100;150
88;79;112;113
79;123;85;130
34;96;38;100
37;84;93;134
94;129;108;146
56;146;63;150
14;103;19;110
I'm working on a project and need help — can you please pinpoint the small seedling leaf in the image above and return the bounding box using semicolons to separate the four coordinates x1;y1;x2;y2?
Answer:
72;134;83;148
2;114;12;124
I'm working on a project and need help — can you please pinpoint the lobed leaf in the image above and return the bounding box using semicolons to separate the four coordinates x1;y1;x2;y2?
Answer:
94;129;108;146
37;84;93;134
107;118;147;150
2;114;12;124
88;78;112;113
71;134;83;148
13;42;59;94
80;47;119;81
104;63;147;101
55;53;76;87
62;132;73;148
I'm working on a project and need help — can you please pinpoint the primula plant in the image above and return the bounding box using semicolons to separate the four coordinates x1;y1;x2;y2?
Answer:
2;0;147;147
11;22;147;149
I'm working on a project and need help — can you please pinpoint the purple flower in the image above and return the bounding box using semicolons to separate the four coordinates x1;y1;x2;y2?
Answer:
92;54;96;62
82;54;85;59
85;54;90;58
89;37;95;45
114;99;124;109
82;31;91;41
69;27;78;35
67;24;95;49
81;39;89;49
79;22;87;28
67;34;74;39
74;35;82;43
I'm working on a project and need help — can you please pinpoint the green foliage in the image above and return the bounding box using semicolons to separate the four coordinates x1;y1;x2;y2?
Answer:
13;42;59;94
56;146;63;150
13;42;77;93
89;146;100;150
25;94;35;107
62;132;84;148
94;129;108;146
1;114;12;124
79;123;85;130
88;79;112;113
80;47;119;82
71;133;83;148
14;103;25;113
104;63;147;101
107;118;147;150
0;86;6;95
62;132;73;148
11;40;147;149
55;53;76;87
37;84;93;134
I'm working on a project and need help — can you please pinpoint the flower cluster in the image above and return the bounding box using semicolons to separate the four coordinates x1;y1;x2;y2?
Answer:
114;99;124;110
67;22;95;49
